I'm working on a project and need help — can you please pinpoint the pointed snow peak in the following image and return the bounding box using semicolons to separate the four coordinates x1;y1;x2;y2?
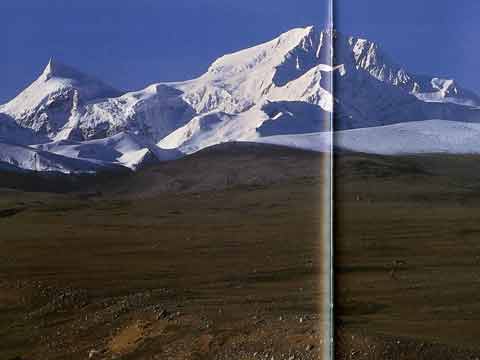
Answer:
43;57;55;78
274;25;321;53
41;57;86;81
42;57;62;80
33;58;124;100
282;25;316;40
206;25;329;80
347;36;391;69
0;57;123;132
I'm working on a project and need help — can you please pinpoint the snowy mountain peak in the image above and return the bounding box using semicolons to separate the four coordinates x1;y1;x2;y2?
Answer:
42;57;58;80
0;59;123;140
36;58;122;97
337;34;413;87
43;57;55;79
2;25;480;173
206;26;330;79
41;57;85;81
207;26;313;74
431;78;458;95
172;26;334;117
334;32;480;107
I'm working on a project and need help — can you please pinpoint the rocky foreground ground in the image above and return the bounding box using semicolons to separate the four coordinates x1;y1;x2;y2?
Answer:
0;145;327;359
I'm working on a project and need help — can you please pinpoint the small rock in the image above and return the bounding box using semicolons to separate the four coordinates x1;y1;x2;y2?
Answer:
156;309;169;320
88;349;99;359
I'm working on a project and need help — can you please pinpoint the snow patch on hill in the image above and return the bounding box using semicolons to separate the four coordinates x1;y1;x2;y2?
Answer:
260;120;480;155
0;142;122;173
35;132;182;170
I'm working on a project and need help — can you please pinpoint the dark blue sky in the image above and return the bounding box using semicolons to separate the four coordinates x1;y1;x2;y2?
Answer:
1;0;327;103
1;1;478;103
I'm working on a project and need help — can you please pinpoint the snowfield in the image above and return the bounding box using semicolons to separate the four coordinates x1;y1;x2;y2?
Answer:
260;120;480;155
0;142;122;174
35;132;182;170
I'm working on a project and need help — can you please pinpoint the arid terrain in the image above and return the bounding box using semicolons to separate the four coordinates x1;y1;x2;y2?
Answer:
335;152;480;359
0;144;327;360
9;143;480;360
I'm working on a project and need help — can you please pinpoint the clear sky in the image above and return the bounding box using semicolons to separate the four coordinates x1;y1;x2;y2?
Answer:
1;0;328;103
1;1;478;104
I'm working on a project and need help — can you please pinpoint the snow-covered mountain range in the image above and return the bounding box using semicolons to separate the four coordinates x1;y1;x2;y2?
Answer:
1;26;479;173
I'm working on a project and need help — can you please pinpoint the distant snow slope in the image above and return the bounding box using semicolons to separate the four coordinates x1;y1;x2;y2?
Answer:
0;142;124;174
260;120;480;155
0;131;182;173
258;132;331;153
35;132;182;170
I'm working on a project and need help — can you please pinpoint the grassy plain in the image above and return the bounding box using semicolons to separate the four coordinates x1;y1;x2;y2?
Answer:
336;153;480;359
